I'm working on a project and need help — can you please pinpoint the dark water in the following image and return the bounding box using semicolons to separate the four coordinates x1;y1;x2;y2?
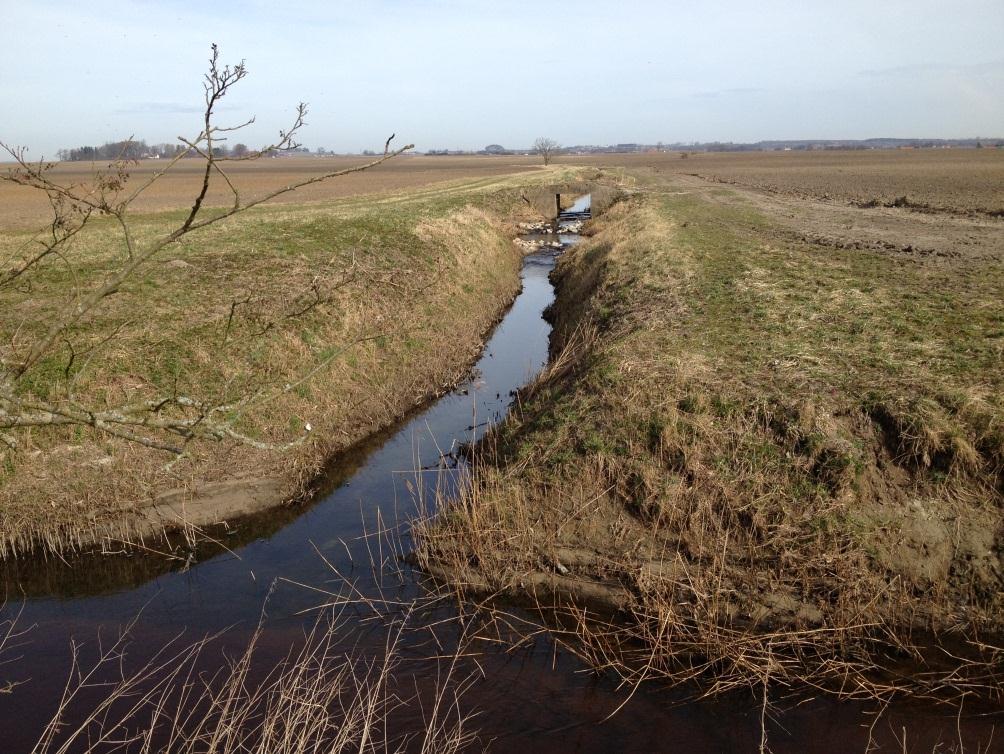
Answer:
2;215;1001;752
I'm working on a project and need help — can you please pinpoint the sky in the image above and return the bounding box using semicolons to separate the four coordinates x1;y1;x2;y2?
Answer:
2;0;1003;156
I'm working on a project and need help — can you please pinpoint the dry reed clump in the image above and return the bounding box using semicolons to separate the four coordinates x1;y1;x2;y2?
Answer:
862;394;999;480
415;180;1004;703
15;601;476;754
0;182;530;558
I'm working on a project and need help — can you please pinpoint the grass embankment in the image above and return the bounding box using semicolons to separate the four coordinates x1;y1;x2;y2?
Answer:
0;174;560;557
418;178;1004;696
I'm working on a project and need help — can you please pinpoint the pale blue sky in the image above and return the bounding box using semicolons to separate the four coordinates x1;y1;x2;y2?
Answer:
2;0;1003;156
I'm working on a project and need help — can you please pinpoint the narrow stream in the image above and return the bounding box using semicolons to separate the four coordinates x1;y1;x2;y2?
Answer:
1;197;998;752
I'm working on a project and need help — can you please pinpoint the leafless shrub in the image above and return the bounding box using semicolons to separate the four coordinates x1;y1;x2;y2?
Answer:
0;43;413;458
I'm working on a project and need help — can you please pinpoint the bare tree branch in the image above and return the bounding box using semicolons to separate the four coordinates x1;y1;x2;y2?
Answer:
0;44;414;457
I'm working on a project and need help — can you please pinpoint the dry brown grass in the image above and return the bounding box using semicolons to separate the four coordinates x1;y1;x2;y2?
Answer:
22;601;476;754
416;166;1004;704
0;166;602;557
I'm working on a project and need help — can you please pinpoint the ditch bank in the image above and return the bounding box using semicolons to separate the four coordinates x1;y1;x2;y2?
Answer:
0;200;616;754
4;185;1002;752
0;198;526;560
417;188;1004;701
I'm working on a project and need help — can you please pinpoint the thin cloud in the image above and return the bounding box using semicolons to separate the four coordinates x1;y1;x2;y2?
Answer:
114;102;238;114
858;59;1004;77
691;87;765;99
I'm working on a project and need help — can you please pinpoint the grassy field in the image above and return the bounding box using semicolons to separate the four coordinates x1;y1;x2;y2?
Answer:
0;159;578;556
419;152;1004;697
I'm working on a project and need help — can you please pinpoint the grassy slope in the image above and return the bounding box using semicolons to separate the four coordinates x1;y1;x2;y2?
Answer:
0;169;580;556
420;172;1004;693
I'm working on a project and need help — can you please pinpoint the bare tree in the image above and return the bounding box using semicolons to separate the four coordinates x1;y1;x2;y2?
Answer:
0;44;413;457
533;137;559;166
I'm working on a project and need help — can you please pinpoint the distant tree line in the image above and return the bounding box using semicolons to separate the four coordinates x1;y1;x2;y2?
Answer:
56;140;315;161
58;140;188;162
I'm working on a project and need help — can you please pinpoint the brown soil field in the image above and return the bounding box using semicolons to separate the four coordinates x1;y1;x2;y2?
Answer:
559;148;1004;217
0;154;543;229
562;149;1004;264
